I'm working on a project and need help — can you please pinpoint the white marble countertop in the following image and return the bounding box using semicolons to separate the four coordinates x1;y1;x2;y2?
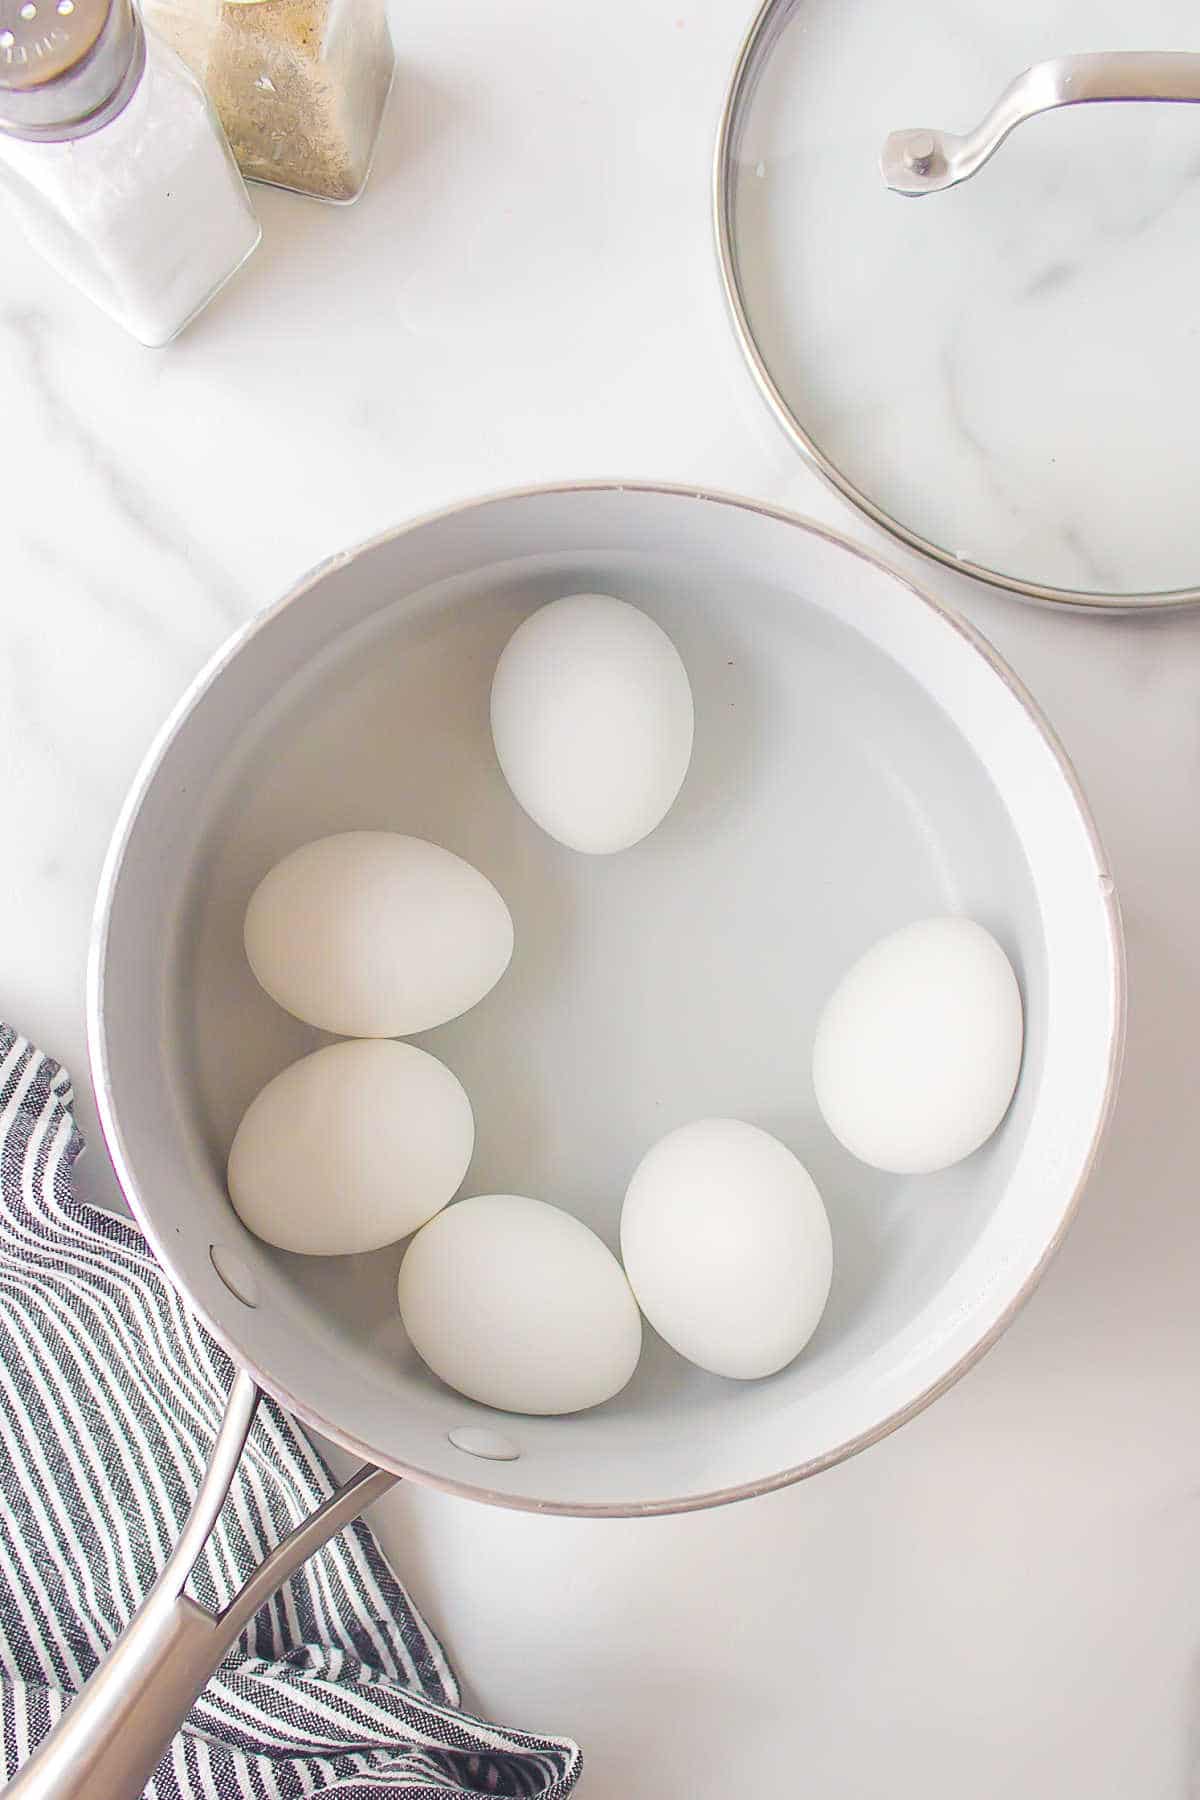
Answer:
5;1;1200;1794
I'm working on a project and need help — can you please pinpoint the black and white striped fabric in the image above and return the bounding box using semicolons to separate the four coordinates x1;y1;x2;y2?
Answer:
0;1026;581;1798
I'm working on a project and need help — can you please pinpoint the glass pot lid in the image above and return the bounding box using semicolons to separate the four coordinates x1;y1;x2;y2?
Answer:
715;0;1200;609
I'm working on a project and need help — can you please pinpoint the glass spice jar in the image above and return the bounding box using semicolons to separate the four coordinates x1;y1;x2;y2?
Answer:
0;0;260;345
139;0;219;83
145;0;394;203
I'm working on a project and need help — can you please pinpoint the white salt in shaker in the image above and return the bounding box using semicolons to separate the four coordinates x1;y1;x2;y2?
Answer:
0;0;260;345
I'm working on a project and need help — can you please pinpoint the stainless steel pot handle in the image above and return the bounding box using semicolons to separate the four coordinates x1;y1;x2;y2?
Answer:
881;51;1200;194
5;1371;399;1800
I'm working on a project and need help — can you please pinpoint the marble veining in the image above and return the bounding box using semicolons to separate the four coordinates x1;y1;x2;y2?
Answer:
4;306;246;636
731;0;1200;595
1;3;1200;1793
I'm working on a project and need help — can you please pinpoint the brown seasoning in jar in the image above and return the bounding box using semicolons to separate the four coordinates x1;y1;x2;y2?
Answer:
208;0;393;203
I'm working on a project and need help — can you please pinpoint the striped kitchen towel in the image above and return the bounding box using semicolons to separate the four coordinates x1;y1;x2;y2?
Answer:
0;1026;582;1798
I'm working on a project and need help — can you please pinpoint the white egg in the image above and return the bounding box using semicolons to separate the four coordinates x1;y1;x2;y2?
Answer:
397;1195;643;1414
228;1040;474;1256
620;1119;833;1380
490;593;694;855
812;916;1024;1175
244;832;513;1038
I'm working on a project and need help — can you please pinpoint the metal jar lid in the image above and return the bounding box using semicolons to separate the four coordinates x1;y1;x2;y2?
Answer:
0;0;144;141
715;0;1200;611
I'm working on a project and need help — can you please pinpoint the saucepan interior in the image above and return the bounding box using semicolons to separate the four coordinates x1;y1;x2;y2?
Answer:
89;485;1123;1515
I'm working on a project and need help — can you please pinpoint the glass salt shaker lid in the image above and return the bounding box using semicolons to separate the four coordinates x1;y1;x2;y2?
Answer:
715;0;1200;609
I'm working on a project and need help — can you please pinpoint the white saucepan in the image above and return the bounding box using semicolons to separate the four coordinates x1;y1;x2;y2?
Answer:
11;485;1124;1799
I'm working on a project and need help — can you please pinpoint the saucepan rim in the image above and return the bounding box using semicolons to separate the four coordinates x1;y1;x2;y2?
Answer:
86;480;1127;1517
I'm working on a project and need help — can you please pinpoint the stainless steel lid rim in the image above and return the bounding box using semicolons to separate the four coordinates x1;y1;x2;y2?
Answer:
713;0;1200;612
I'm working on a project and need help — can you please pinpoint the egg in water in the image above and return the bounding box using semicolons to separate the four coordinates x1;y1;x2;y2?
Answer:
398;1194;643;1414
228;1040;474;1256
812;915;1023;1174
244;831;513;1038
490;593;694;855
621;1119;833;1380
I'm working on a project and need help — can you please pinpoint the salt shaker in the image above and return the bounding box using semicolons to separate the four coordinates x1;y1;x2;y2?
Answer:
0;0;260;346
144;0;395;204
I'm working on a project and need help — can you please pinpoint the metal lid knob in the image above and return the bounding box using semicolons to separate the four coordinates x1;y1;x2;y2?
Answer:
0;0;144;140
